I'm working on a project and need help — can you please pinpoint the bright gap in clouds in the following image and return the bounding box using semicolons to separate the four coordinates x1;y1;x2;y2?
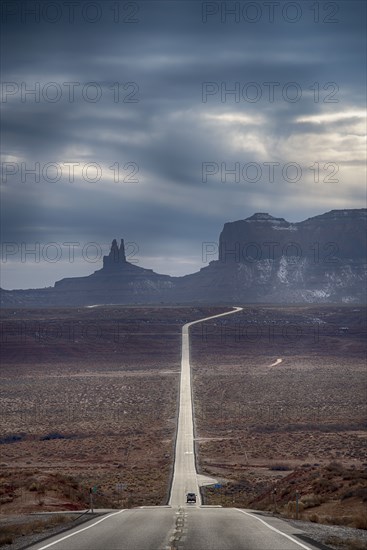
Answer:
202;113;265;125
296;110;366;124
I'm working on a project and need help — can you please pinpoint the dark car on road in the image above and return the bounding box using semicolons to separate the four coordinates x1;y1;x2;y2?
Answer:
186;492;196;503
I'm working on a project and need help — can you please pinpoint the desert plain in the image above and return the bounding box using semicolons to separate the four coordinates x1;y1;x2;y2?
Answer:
0;305;366;538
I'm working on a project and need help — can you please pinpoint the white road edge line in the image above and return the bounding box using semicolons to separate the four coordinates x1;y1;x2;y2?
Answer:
36;510;127;549
236;509;313;550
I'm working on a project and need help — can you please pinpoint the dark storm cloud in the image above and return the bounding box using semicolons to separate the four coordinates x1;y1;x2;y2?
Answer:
1;0;366;288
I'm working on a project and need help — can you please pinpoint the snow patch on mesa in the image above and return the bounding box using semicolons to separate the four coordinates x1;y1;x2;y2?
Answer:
342;296;357;303
256;259;273;282
277;256;289;284
301;289;331;302
273;224;297;231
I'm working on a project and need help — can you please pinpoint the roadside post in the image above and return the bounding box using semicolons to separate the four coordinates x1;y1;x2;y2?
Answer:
89;487;93;513
89;486;97;512
296;490;299;520
116;483;125;507
273;488;277;513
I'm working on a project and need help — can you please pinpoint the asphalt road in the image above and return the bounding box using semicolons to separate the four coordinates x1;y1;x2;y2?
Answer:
28;507;324;550
27;307;327;550
169;306;243;507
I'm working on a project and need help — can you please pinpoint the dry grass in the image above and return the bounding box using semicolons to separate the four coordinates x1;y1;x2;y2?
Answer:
191;305;367;529
0;306;229;513
0;515;70;546
1;304;366;529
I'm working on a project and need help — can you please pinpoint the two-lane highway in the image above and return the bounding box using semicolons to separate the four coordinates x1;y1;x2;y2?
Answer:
28;507;324;550
27;307;329;550
169;307;243;507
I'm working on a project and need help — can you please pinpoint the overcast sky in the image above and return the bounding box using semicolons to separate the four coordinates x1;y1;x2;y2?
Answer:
1;0;366;289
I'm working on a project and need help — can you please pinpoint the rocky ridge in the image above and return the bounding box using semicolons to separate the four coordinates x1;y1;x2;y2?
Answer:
1;209;366;306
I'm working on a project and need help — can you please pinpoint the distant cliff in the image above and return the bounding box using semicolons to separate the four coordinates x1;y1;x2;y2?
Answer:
176;209;367;304
1;209;366;306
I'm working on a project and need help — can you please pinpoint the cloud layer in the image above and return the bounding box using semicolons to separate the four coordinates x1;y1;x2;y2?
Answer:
1;1;366;288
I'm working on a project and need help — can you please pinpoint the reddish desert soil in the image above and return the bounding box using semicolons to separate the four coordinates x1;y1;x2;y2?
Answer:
0;304;366;531
0;306;230;512
190;305;367;526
